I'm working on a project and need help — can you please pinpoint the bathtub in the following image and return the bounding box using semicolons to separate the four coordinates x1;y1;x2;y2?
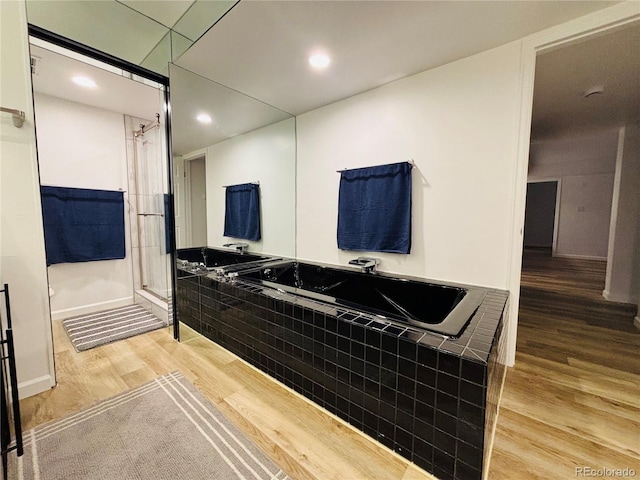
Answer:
177;247;274;274
236;260;486;337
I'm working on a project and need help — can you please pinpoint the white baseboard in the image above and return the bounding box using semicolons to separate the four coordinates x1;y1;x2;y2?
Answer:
554;253;607;261
51;296;134;321
602;289;638;305
18;374;55;399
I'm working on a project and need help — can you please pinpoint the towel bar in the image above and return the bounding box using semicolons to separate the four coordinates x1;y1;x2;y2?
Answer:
0;107;25;128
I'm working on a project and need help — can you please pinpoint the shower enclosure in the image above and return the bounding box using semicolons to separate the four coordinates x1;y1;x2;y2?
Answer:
126;113;173;323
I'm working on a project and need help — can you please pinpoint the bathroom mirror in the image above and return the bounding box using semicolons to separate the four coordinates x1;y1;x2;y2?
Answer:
168;64;296;258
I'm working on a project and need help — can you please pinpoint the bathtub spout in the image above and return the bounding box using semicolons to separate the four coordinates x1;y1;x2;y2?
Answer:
223;242;249;254
348;257;380;274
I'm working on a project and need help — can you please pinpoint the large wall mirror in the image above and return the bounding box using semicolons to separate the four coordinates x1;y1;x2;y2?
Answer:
168;64;296;258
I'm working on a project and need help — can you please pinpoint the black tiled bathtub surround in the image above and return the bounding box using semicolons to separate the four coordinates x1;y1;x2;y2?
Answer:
176;269;508;480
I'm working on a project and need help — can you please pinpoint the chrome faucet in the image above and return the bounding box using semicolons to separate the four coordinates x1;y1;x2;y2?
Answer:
200;247;208;266
223;242;249;254
349;257;380;274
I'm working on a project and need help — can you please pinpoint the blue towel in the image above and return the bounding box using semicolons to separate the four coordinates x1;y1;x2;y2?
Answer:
337;162;412;254
224;183;261;241
40;186;126;265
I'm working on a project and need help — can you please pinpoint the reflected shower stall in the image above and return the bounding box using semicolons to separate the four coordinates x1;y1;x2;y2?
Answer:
126;113;172;323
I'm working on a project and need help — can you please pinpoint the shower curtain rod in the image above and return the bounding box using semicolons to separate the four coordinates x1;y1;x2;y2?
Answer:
134;113;160;137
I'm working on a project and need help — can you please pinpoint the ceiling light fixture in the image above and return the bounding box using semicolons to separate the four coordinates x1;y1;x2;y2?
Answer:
309;53;331;69
72;76;97;88
196;113;212;124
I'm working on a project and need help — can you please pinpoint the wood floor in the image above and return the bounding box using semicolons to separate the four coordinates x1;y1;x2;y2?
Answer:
489;249;640;479
17;250;640;479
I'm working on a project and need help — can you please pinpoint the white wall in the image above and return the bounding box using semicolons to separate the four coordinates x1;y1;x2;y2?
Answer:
204;118;296;257
296;42;522;289
528;130;617;259
34;94;134;319
605;125;640;304
0;1;55;398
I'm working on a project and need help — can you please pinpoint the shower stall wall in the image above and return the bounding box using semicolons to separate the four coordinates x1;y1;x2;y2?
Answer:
125;114;172;323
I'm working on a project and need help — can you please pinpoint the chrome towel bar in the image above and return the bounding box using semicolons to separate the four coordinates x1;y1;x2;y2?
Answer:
0;106;25;128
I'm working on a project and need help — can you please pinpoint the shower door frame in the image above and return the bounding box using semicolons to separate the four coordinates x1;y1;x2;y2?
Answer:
28;25;180;340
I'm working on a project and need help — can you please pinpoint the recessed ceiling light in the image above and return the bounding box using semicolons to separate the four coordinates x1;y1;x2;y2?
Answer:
72;76;96;88
309;53;331;69
196;113;212;124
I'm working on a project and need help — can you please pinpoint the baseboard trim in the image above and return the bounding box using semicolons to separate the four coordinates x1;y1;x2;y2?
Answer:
18;374;55;399
602;289;638;305
51;296;134;321
554;253;607;261
634;316;640;331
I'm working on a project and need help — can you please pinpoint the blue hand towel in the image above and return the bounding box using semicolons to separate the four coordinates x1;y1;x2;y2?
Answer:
40;186;126;265
337;162;412;254
224;183;261;241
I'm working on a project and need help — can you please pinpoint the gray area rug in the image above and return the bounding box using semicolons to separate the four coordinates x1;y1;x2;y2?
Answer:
62;304;165;352
9;371;290;480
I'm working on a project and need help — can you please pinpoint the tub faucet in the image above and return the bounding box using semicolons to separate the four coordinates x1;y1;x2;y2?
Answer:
200;247;208;266
349;257;380;274
223;242;249;254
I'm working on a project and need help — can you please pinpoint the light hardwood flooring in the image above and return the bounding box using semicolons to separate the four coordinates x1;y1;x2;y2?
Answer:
18;250;640;479
489;250;640;479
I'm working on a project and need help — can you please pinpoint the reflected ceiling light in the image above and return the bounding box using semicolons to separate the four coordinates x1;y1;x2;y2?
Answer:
308;53;331;69
196;113;212;124
583;85;605;98
72;76;96;88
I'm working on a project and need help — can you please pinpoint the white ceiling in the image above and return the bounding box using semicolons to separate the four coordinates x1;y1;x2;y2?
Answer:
30;44;163;122
532;23;640;141
176;0;618;116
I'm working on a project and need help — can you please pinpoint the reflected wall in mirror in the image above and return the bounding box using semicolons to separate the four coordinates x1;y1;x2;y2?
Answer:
169;64;296;259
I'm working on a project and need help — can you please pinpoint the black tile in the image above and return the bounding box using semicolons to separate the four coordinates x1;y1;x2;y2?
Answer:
378;417;395;440
381;334;398;354
365;345;381;364
398;339;417;360
363;393;379;416
438;352;461;376
434;428;457;458
415;400;434;425
397;375;416;398
416;382;435;406
351;324;365;343
398;358;416;379
325;331;337;348
438;372;460;397
395;409;414;433
385;325;405;336
379;401;395;424
459;400;484;429
337;320;350;337
418;345;438;366
433;466;455;480
325;315;337;333
433;449;455;478
395;426;413;454
413;453;432;474
460;380;486;408
414;418;433;443
396;392;414;414
351;357;365;375
461;359;486;385
455;459;482;480
380;384;397;404
435;410;457;436
352;341;365;360
365;328;381;347
337;336;350;354
457;441;483;471
436;391;458;417
363;410;378;432
381;351;398;371
457;419;483;447
417;364;437;387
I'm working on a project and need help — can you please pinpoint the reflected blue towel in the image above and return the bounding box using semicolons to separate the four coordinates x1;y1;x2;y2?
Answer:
224;183;261;241
337;162;412;254
40;186;125;265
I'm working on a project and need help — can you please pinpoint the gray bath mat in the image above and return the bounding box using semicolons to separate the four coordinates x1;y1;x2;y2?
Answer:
8;371;291;480
62;304;165;351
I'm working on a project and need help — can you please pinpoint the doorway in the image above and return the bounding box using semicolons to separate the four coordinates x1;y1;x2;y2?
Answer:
185;155;208;247
523;180;559;254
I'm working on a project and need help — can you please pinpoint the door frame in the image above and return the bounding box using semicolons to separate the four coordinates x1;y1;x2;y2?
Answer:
506;3;640;365
525;178;562;256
